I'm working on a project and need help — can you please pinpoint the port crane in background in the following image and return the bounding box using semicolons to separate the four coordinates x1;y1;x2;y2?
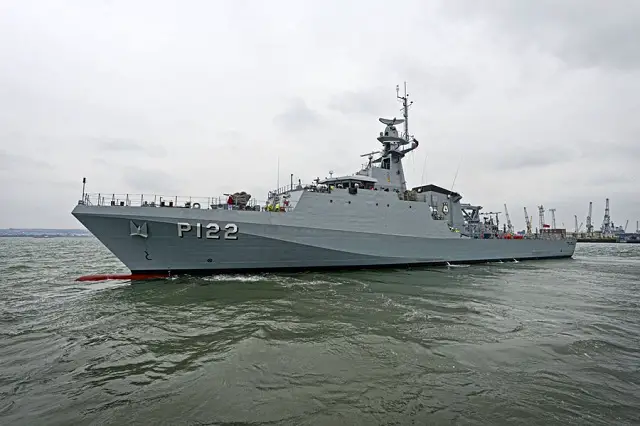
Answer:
577;199;635;239
538;205;546;230
524;207;532;235
574;215;584;233
601;198;612;235
503;204;514;234
586;201;593;235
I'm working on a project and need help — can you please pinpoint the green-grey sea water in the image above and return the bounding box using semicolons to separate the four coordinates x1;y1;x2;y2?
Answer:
0;237;638;425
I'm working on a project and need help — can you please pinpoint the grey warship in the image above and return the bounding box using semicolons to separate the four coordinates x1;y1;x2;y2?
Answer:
72;84;576;275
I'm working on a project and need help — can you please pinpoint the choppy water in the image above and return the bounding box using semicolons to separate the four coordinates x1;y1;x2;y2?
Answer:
0;237;639;425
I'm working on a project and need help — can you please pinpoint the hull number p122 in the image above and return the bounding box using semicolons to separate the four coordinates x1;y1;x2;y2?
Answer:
177;222;238;239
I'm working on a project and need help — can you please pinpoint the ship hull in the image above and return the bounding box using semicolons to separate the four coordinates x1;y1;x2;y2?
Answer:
72;204;576;274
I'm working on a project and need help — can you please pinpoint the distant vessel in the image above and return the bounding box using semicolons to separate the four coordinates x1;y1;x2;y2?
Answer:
71;84;576;275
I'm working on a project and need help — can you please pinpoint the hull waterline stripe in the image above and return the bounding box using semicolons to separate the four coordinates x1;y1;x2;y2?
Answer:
75;273;170;282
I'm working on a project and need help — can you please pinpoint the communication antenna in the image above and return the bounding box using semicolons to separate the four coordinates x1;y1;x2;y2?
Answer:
396;82;413;143
450;156;463;193
397;82;418;182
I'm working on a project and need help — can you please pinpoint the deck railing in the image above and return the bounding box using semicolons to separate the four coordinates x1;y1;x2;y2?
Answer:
77;193;296;211
268;182;318;197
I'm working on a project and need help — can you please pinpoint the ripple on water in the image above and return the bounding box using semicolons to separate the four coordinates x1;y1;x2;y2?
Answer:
0;238;639;425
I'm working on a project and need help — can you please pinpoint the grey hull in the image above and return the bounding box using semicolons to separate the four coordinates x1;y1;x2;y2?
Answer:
72;203;576;274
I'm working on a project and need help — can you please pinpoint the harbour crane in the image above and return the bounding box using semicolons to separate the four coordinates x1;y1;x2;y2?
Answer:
524;207;532;235
601;198;611;235
538;205;546;230
586;201;593;235
549;208;557;229
549;208;556;229
574;215;583;233
503;204;514;234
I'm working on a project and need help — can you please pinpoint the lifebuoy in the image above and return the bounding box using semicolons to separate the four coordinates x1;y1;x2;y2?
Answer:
192;202;201;209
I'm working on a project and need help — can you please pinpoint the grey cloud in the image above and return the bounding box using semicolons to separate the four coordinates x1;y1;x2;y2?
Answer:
439;0;640;70
586;170;633;187
576;139;640;162
95;138;167;158
272;99;323;131
91;158;109;167
0;150;52;171
328;67;474;119
328;88;390;116
420;66;475;103
489;143;576;170
494;152;568;170
601;140;640;161
479;132;639;175
379;56;477;104
0;0;638;228
121;166;183;195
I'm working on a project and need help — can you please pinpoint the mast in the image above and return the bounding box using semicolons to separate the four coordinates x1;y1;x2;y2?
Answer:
396;82;413;142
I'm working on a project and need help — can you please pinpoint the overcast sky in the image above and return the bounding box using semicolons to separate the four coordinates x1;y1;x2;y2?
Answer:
1;0;638;232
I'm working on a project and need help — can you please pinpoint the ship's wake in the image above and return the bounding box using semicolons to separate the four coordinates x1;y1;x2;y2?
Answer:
446;262;470;268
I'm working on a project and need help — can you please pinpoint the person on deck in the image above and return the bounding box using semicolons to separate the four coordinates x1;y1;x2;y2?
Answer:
227;195;233;210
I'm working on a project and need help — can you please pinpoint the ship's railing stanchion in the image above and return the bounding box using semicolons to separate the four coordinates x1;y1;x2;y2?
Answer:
80;192;270;211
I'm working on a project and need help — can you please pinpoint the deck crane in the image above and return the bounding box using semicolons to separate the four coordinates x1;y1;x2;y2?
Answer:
503;204;514;234
586;201;593;235
549;208;557;229
524;207;532;235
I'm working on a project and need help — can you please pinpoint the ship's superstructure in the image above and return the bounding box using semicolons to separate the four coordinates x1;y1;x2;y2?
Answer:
72;84;576;275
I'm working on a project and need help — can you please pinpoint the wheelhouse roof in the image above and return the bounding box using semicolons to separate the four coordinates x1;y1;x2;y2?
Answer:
318;175;378;184
412;184;460;197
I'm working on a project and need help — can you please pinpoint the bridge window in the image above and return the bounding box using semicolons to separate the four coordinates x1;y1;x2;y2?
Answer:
334;180;374;190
